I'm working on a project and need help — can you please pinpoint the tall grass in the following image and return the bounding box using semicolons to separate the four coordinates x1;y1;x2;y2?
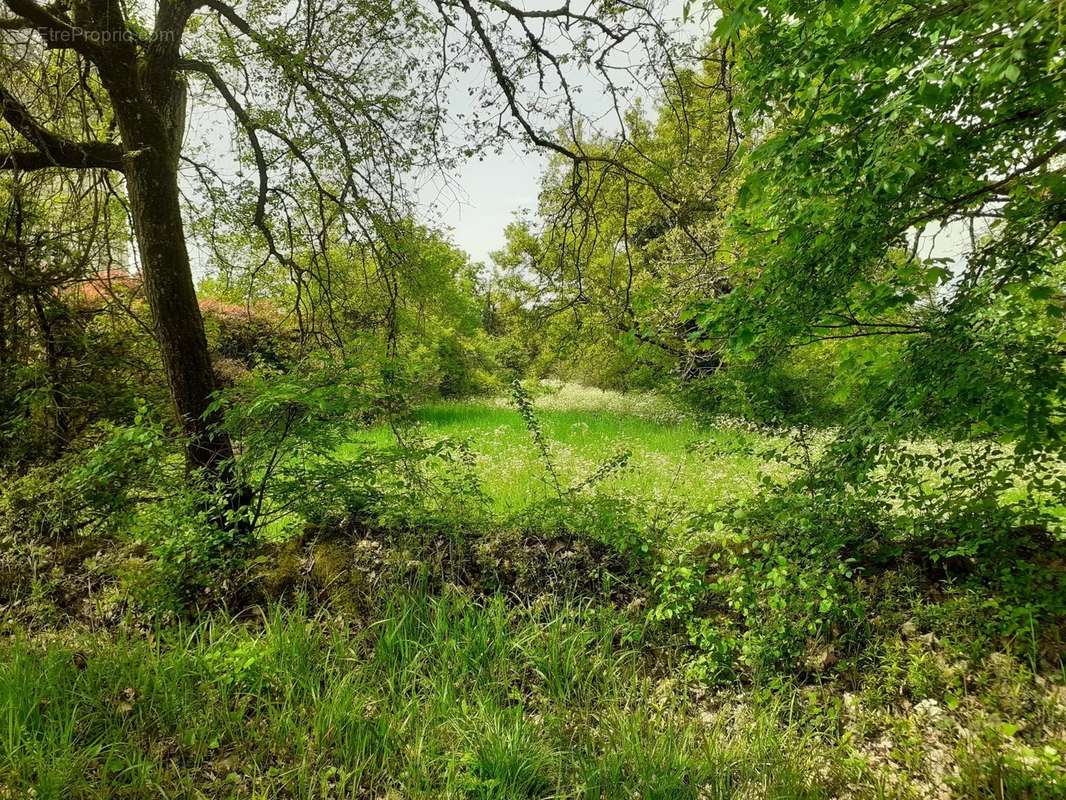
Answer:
0;591;841;799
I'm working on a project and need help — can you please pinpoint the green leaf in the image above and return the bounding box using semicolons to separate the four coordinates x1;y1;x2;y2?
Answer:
1028;285;1053;301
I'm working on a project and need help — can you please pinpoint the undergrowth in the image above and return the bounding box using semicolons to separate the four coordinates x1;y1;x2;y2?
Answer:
0;593;839;800
1;380;1063;798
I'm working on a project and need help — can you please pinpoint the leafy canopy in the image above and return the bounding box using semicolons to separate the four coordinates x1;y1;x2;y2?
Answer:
698;0;1065;441
705;0;1063;338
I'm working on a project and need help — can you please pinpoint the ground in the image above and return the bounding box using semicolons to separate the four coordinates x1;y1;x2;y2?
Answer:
0;386;1063;799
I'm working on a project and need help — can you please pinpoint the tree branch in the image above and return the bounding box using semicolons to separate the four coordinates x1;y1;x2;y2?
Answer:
0;83;123;170
176;57;294;270
2;0;98;55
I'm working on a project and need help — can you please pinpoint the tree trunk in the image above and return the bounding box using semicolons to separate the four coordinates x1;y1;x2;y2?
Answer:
88;34;251;530
29;290;70;454
124;148;238;485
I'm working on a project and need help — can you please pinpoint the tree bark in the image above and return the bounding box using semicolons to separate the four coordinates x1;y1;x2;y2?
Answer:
124;147;237;479
29;289;70;454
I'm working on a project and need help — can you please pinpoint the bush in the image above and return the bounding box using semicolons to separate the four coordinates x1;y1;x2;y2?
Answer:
651;492;871;681
0;459;89;543
200;299;296;373
651;432;1066;682
122;489;251;614
406;326;500;400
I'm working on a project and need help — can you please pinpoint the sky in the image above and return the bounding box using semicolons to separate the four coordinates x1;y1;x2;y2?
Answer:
177;0;707;276
413;0;704;269
182;0;967;280
416;143;546;268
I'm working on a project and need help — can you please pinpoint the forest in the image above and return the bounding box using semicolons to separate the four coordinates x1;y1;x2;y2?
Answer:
0;0;1063;797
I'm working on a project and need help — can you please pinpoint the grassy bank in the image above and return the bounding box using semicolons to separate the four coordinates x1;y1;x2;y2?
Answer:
2;593;837;800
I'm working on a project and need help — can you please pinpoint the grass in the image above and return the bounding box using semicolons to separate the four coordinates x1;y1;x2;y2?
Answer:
4;384;1063;798
346;387;776;514
0;591;841;799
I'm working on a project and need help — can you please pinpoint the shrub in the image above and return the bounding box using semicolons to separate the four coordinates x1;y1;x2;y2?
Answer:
652;427;1066;682
0;459;88;543
201;299;296;373
122;489;250;614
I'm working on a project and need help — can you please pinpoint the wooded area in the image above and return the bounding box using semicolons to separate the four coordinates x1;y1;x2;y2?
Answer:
0;0;1063;797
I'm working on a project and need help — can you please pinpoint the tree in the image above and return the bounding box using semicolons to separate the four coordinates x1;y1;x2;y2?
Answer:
0;172;139;461
1;0;238;491
704;0;1064;344
1;0;686;510
491;58;740;385
699;0;1064;442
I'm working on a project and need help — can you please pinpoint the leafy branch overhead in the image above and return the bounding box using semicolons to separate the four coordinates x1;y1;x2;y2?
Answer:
703;0;1064;350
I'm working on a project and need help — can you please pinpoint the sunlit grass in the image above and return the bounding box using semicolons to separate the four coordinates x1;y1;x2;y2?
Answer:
343;387;776;514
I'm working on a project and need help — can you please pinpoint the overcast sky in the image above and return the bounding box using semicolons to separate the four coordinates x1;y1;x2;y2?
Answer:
415;0;704;268
177;0;707;276
418;144;545;268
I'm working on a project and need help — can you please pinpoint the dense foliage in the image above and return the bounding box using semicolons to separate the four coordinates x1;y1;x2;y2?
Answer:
706;0;1064;439
1;0;1063;796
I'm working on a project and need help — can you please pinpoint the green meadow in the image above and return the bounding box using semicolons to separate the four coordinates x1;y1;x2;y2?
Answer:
349;387;776;514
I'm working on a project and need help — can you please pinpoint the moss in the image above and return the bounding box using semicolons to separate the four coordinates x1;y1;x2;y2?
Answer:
308;539;351;588
254;539;306;599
